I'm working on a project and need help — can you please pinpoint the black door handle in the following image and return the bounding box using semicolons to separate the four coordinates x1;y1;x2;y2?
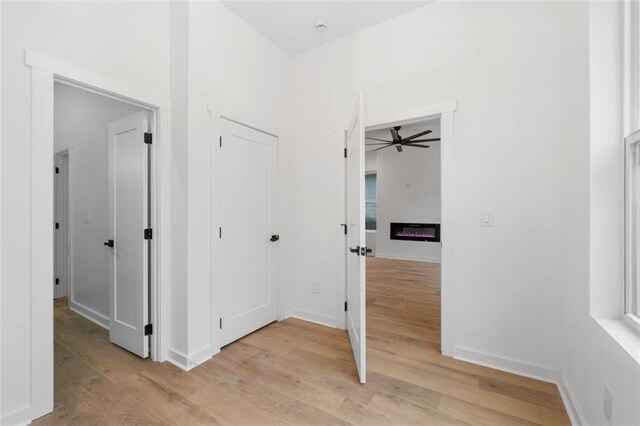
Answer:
366;247;372;254
349;246;360;254
270;235;280;242
104;240;114;248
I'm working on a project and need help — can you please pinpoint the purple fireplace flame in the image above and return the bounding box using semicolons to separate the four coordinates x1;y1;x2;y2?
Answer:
390;222;440;242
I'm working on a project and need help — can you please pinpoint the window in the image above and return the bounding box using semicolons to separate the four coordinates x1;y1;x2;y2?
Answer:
625;131;640;331
365;172;377;231
625;1;640;332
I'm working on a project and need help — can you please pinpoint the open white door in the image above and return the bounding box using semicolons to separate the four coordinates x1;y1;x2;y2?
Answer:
54;151;69;299
107;111;150;358
346;93;367;383
217;118;278;347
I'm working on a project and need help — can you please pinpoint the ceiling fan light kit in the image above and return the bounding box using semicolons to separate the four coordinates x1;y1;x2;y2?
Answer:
365;125;440;152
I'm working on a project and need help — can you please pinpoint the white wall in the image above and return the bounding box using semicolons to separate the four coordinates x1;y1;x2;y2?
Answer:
559;2;640;425
1;2;171;423
285;1;583;372
54;83;142;327
366;120;441;262
166;1;292;369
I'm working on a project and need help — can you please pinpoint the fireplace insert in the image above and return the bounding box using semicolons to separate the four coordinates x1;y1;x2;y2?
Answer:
390;222;440;242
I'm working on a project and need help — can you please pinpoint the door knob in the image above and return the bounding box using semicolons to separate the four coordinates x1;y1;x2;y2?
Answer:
270;235;280;242
104;240;114;248
349;246;360;254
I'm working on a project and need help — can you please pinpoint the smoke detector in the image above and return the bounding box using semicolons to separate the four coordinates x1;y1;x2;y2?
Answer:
314;20;328;32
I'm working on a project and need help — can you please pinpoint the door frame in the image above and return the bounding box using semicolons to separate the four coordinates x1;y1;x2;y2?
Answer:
25;50;171;420
340;99;457;357
54;149;70;299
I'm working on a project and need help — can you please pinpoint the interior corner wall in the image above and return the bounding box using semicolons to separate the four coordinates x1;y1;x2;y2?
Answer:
53;84;142;327
1;2;171;422
168;0;190;367
284;1;590;372
181;1;292;366
559;2;640;425
367;120;442;262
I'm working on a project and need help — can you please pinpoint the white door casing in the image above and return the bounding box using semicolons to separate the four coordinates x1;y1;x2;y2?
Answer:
54;151;69;299
346;93;367;383
216;118;278;347
107;111;150;358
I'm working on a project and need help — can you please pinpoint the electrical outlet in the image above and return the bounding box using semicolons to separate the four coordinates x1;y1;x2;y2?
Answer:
604;386;613;425
311;282;320;295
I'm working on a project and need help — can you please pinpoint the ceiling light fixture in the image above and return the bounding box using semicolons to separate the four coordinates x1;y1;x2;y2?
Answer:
314;20;328;32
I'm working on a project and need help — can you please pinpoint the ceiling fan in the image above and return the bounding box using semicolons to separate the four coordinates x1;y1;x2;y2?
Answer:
366;126;440;152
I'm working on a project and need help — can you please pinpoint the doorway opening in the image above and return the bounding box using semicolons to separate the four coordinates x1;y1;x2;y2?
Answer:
51;81;158;407
363;116;443;369
342;96;456;384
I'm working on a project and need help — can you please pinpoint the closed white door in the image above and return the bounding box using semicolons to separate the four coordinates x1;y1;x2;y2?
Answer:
346;93;367;383
216;119;278;347
107;111;150;358
54;151;69;299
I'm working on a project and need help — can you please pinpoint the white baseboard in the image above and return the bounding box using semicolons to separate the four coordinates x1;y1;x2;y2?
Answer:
69;300;109;329
453;346;583;425
167;348;189;370
167;346;214;372
374;253;441;263
1;404;32;426
557;371;586;426
289;309;337;328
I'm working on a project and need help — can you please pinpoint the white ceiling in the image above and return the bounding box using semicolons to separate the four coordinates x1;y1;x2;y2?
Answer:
221;1;431;56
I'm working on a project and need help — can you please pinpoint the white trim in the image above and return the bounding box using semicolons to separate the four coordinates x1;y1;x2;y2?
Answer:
373;254;441;263
24;50;172;421
167;348;190;371
69;301;109;330
624;129;640;326
1;404;31;426
166;346;215;372
558;371;587;426
453;346;584;426
355;101;456;357
289;309;337;329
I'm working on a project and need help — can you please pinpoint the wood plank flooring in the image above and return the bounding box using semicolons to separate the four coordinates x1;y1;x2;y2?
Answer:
36;257;569;425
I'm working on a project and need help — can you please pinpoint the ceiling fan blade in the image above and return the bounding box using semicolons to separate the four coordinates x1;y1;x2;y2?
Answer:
366;142;393;146
406;138;440;143
366;136;392;143
404;129;432;142
396;144;403;153
406;144;430;149
389;128;401;143
373;144;395;152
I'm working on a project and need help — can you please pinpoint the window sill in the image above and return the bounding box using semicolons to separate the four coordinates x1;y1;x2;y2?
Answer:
366;230;377;233
594;316;640;364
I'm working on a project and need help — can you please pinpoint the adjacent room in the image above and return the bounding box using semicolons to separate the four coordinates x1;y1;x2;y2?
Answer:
2;1;639;426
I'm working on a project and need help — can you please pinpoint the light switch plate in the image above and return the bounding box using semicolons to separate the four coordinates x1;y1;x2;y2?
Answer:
480;211;494;227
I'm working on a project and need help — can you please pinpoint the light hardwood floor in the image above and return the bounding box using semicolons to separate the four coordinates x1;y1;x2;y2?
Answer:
37;257;569;425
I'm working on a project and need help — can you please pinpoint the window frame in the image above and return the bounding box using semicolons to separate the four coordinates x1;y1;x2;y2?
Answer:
624;130;640;333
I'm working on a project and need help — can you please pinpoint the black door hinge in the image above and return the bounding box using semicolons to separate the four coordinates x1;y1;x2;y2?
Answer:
144;133;152;144
219;227;222;239
55;222;59;230
144;324;153;335
144;228;152;240
219;318;223;329
55;278;59;285
341;224;347;235
55;167;59;174
344;301;348;312
344;148;347;158
219;136;222;148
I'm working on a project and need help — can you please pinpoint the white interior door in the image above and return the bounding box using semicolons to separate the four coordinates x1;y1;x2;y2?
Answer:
216;118;278;347
346;93;367;383
54;151;69;299
107;111;150;358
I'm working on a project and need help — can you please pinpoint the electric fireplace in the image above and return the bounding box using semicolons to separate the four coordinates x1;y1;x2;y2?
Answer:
390;222;440;242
